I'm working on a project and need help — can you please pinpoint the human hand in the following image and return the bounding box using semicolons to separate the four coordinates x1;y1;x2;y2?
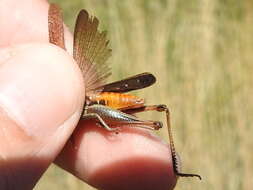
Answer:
0;0;177;189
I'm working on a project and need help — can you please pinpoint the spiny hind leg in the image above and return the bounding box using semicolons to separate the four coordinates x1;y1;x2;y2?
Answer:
121;105;201;179
82;113;119;132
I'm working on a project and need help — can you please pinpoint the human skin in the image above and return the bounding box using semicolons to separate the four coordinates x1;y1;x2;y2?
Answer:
0;0;177;189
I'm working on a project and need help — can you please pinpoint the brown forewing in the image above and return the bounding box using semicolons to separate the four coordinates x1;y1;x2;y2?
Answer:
48;4;65;50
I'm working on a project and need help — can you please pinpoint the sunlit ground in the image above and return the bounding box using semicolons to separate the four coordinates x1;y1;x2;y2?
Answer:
35;0;253;189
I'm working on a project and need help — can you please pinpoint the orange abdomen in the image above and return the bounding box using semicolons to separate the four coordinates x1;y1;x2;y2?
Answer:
95;92;144;109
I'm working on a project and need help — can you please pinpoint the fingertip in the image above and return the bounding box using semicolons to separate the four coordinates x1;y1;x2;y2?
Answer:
0;42;85;189
0;42;85;160
56;121;177;190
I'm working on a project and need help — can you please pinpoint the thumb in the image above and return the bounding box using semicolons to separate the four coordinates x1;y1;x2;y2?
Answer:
0;43;84;189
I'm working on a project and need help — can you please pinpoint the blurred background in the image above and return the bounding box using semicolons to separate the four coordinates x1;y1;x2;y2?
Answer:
35;0;253;189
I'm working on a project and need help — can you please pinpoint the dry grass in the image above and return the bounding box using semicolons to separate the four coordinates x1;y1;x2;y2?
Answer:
35;0;253;189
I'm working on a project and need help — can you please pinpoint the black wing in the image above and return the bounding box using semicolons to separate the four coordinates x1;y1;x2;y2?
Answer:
100;72;156;93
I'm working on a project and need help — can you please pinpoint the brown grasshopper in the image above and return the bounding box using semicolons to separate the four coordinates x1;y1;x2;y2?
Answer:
48;3;201;180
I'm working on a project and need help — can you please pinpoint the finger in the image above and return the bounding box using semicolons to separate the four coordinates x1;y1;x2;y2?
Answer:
0;0;73;52
0;0;48;46
56;121;177;190
0;43;84;189
0;0;178;189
